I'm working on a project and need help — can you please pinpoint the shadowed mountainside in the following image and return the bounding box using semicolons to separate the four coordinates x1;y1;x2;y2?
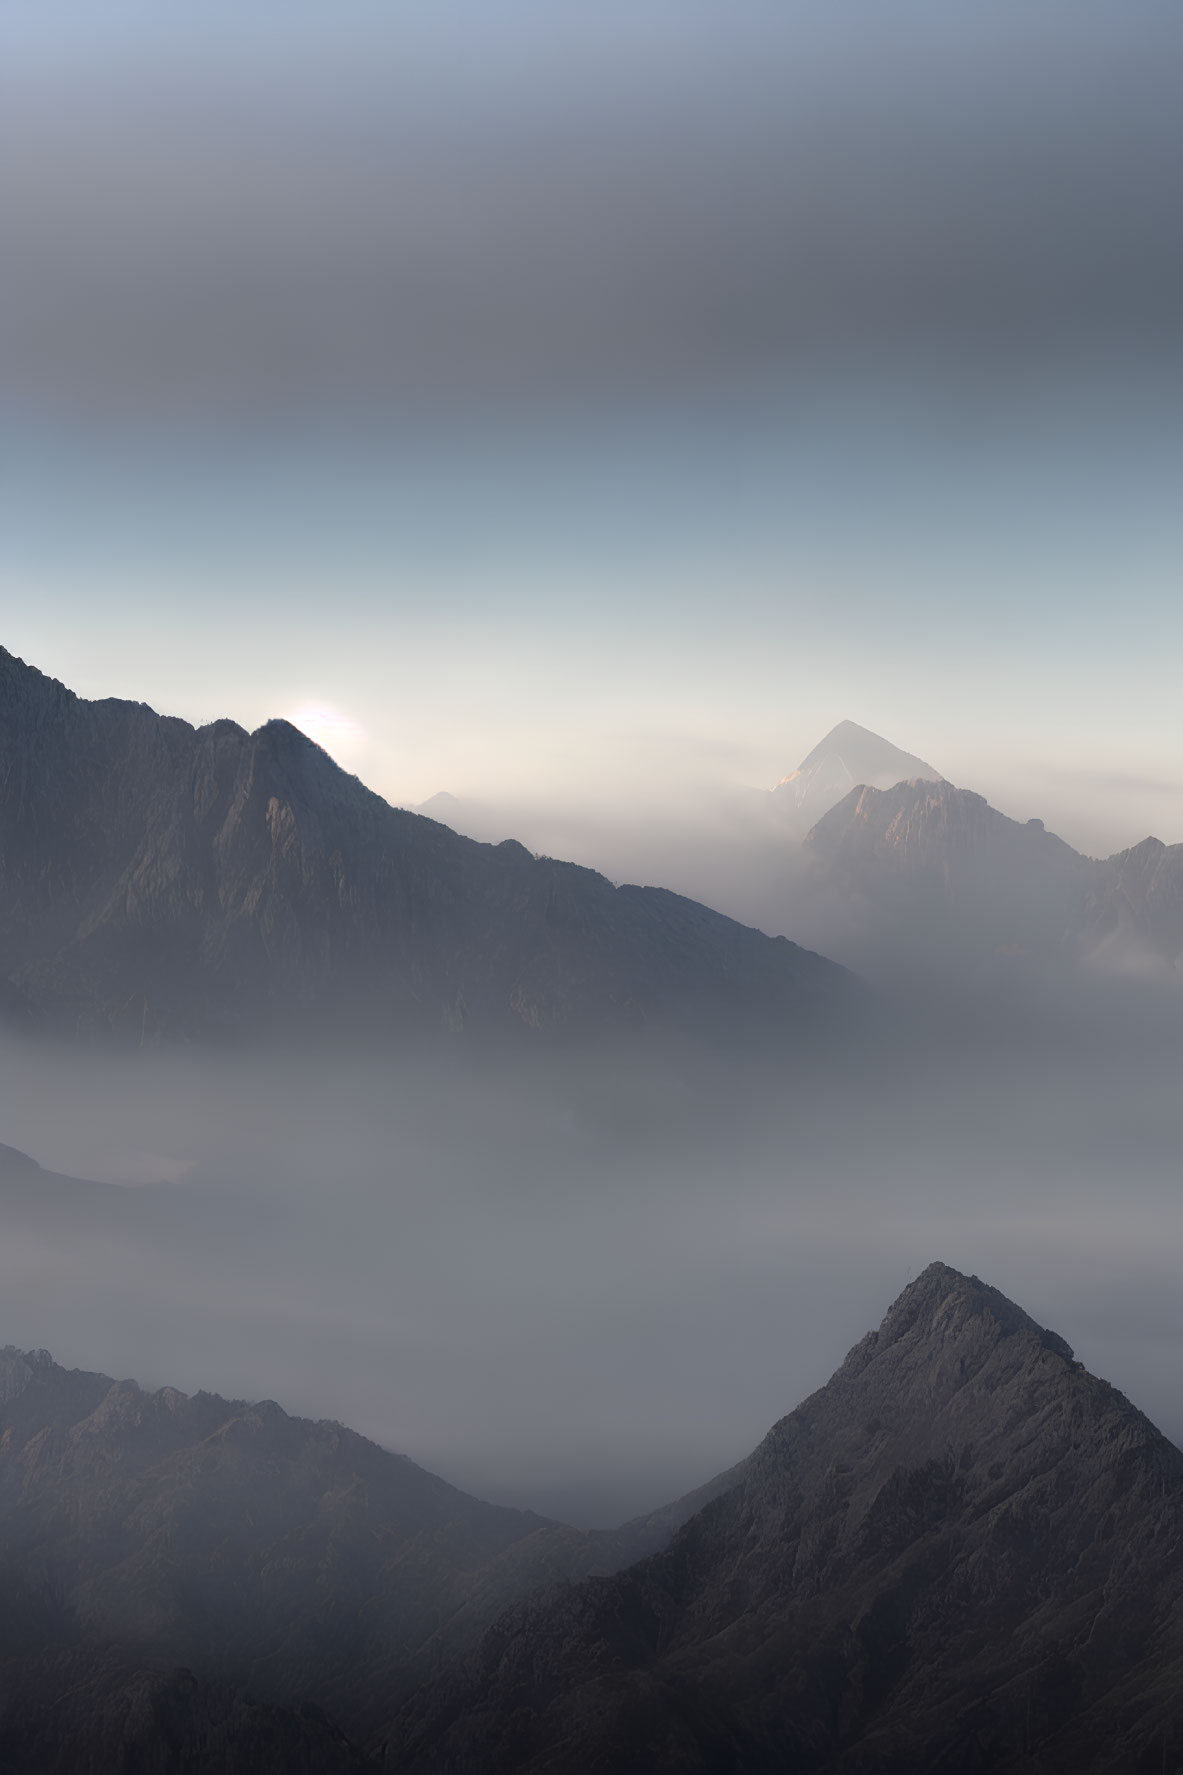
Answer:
0;1650;370;1775
386;1262;1183;1774
3;1269;1183;1769
0;647;855;1044
0;1340;735;1752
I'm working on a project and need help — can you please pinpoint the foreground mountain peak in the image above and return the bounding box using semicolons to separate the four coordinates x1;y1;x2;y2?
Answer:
391;1260;1183;1772
872;1258;1075;1358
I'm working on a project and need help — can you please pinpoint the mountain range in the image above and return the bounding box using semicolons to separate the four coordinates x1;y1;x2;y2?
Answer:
2;1265;1181;1771
0;648;852;1044
804;778;1183;980
421;716;1183;982
0;1334;737;1766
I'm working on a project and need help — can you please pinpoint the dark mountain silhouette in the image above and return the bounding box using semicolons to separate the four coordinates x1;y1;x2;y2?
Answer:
387;1263;1183;1774
0;648;853;1043
0;1344;548;1734
4;1270;1183;1769
0;1342;732;1756
0;1650;370;1774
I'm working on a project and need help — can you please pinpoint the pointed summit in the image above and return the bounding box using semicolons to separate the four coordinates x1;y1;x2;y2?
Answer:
0;648;855;1042
773;718;942;829
391;1262;1183;1774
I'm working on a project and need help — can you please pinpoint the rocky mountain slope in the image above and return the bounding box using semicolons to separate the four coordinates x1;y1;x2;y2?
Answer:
0;648;852;1042
386;1263;1183;1774
801;777;1183;978
3;1269;1183;1770
0;1341;731;1753
0;1344;552;1735
803;779;1097;971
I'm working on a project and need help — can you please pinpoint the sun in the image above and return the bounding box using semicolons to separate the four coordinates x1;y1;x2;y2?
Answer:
287;702;366;763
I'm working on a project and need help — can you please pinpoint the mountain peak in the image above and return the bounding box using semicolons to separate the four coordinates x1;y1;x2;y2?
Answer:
1;649;856;1043
773;720;942;828
869;1259;1075;1364
388;1259;1183;1773
787;718;941;784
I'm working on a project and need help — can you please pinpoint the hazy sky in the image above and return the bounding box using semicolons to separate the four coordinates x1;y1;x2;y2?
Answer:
3;3;1182;843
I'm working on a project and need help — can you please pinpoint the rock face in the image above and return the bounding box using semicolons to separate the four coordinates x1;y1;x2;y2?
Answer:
386;1263;1183;1774
773;721;942;831
0;648;852;1042
4;1272;1183;1770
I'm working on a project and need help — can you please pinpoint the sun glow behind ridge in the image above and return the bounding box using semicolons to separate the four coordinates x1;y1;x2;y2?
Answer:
287;702;366;764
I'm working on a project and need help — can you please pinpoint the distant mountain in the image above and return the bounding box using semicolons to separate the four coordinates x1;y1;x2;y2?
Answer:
1082;833;1183;971
0;1143;139;1230
803;778;1096;973
388;1263;1183;1774
773;719;942;830
0;648;854;1043
801;777;1183;978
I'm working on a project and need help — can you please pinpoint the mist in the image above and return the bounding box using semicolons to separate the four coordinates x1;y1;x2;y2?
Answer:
3;981;1181;1528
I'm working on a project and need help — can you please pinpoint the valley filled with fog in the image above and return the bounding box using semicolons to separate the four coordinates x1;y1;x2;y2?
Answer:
4;978;1180;1528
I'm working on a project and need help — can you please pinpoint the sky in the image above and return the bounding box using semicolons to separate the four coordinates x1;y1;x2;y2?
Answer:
3;4;1183;1524
3;3;1183;848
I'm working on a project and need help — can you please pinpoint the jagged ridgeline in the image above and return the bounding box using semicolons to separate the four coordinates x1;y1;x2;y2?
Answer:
1;1266;1182;1772
803;777;1183;976
0;648;856;1043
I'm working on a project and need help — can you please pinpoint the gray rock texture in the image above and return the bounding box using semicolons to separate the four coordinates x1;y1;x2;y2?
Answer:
386;1263;1183;1773
0;648;852;1042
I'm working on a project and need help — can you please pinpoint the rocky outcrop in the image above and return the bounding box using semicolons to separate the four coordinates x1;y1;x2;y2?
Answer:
0;648;853;1042
386;1263;1183;1774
